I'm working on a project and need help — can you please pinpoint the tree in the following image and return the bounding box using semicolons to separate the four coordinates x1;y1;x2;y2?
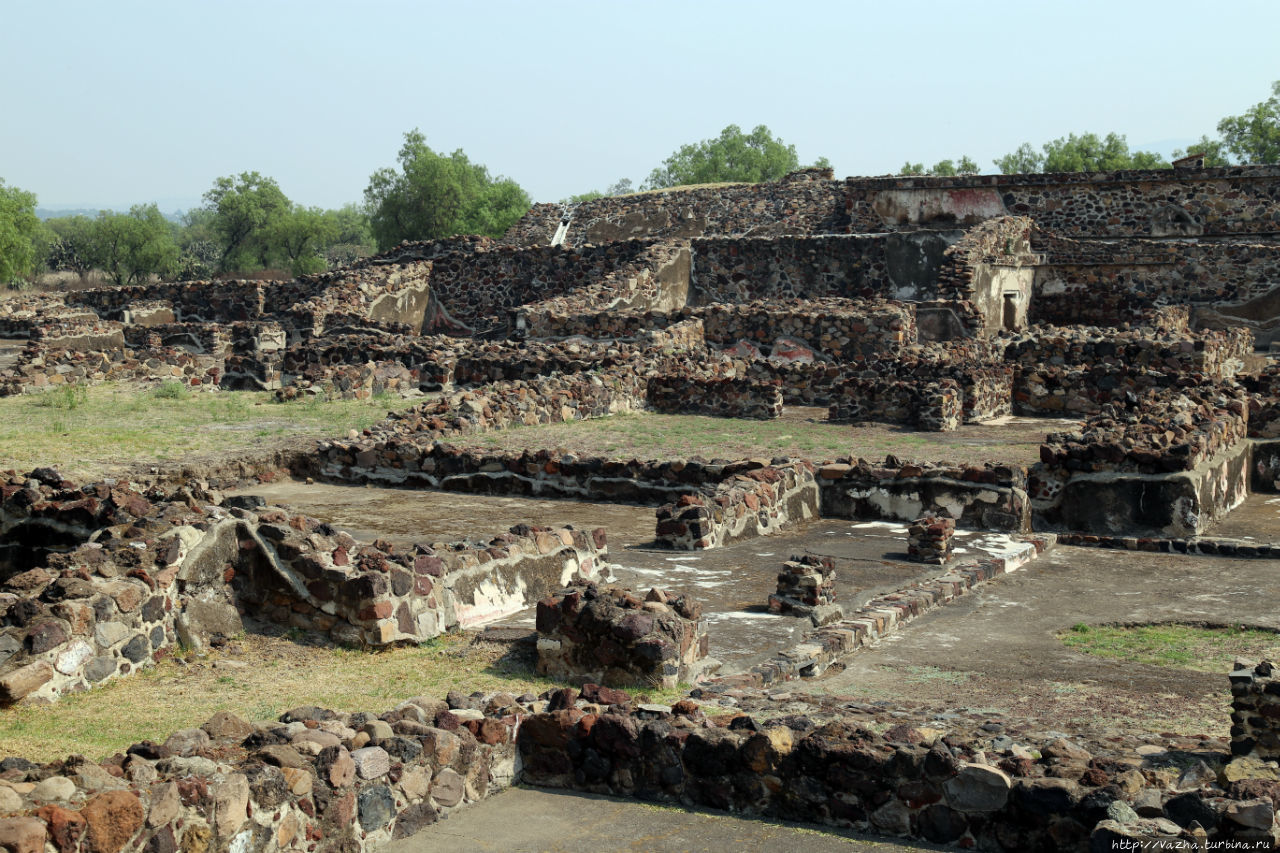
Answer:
994;134;1168;174
0;179;41;286
85;204;180;286
44;215;97;278
642;124;826;190
364;129;531;251
1216;80;1280;164
898;156;979;176
203;172;290;272
268;206;338;276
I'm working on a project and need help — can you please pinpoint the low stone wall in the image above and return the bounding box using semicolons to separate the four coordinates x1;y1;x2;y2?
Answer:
520;659;1275;850
646;375;782;419
1231;660;1280;759
1038;389;1249;476
535;581;708;689
1032;434;1252;537
1;343;221;395
817;459;1030;532
375;368;647;441
828;376;963;431
696;298;917;359
0;471;606;705
0;697;520;853
1002;324;1252;381
122;323;229;355
654;462;819;550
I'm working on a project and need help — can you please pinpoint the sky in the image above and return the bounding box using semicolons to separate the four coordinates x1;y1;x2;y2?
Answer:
4;0;1278;214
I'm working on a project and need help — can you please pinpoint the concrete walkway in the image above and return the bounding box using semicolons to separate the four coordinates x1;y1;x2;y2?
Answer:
388;787;946;853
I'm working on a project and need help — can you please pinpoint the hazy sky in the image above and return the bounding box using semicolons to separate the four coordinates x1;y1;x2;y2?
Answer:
5;0;1278;212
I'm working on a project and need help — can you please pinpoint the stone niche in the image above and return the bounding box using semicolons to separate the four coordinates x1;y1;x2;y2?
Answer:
535;581;711;689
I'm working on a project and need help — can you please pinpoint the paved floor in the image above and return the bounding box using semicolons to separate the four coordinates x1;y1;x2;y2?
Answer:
387;786;947;853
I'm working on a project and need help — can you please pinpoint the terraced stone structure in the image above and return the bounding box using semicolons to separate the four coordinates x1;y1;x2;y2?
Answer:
5;161;1280;850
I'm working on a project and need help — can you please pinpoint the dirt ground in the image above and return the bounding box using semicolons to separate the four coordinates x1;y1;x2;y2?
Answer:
808;542;1280;739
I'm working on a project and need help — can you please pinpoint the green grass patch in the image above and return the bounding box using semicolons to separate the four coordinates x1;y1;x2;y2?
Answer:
0;383;421;482
1061;622;1280;671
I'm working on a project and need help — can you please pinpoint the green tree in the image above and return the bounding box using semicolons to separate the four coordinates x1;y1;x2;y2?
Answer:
269;206;339;276
994;134;1168;173
85;204;180;286
364;130;531;251
0;179;41;286
1171;136;1232;167
1216;80;1280;164
899;156;979;176
642;124;826;190
203;171;291;272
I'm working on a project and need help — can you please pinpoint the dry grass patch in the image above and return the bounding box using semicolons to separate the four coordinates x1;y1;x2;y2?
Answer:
450;409;1051;467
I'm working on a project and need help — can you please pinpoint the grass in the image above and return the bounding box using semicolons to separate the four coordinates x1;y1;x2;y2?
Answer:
0;382;421;482
446;409;1045;467
1061;622;1280;671
0;631;693;763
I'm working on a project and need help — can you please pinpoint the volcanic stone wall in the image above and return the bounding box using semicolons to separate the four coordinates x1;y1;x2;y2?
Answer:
844;164;1280;237
1030;389;1251;536
535;581;708;688
0;697;522;853
654;462;820;550
695;299;916;359
1;342;222;395
646;375;783;420
426;239;689;337
1030;232;1280;328
817;459;1031;532
0;470;608;705
503;168;845;248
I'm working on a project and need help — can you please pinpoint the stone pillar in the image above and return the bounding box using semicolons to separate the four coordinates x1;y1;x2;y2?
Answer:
768;555;842;626
908;515;955;564
1230;659;1280;758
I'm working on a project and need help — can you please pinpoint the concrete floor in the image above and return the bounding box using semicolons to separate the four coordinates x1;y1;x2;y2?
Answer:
387;786;947;853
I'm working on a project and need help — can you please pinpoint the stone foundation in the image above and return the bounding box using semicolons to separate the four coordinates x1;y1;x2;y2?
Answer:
535;581;710;689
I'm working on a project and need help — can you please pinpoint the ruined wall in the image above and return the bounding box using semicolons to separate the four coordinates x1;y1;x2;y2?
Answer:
1030;389;1251;536
1030;234;1280;330
503;169;845;248
426;240;687;337
654;462;820;550
845;165;1280;238
646;376;783;420
816;459;1030;532
0;697;521;853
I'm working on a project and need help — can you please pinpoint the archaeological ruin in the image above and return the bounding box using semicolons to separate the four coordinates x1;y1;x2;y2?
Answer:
3;158;1280;850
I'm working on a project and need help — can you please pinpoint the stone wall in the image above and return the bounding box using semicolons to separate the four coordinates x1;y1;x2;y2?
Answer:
646;375;783;420
1030;390;1251;536
0;697;521;853
1230;660;1280;760
503;169;845;248
817;459;1031;532
0;471;606;705
845;164;1280;238
535;581;709;688
654;462;820;550
1;343;222;396
517;685;1277;850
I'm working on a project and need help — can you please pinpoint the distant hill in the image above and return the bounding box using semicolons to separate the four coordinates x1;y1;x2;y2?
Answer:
37;206;192;223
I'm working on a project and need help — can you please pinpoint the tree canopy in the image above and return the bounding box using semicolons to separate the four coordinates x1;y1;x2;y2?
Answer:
642;124;829;190
203;172;291;272
0;179;41;286
898;156;979;176
85;204;180;286
994;133;1168;174
363;130;531;251
1176;80;1280;166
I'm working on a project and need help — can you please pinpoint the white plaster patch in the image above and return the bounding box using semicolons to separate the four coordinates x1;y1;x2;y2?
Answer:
452;574;529;629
